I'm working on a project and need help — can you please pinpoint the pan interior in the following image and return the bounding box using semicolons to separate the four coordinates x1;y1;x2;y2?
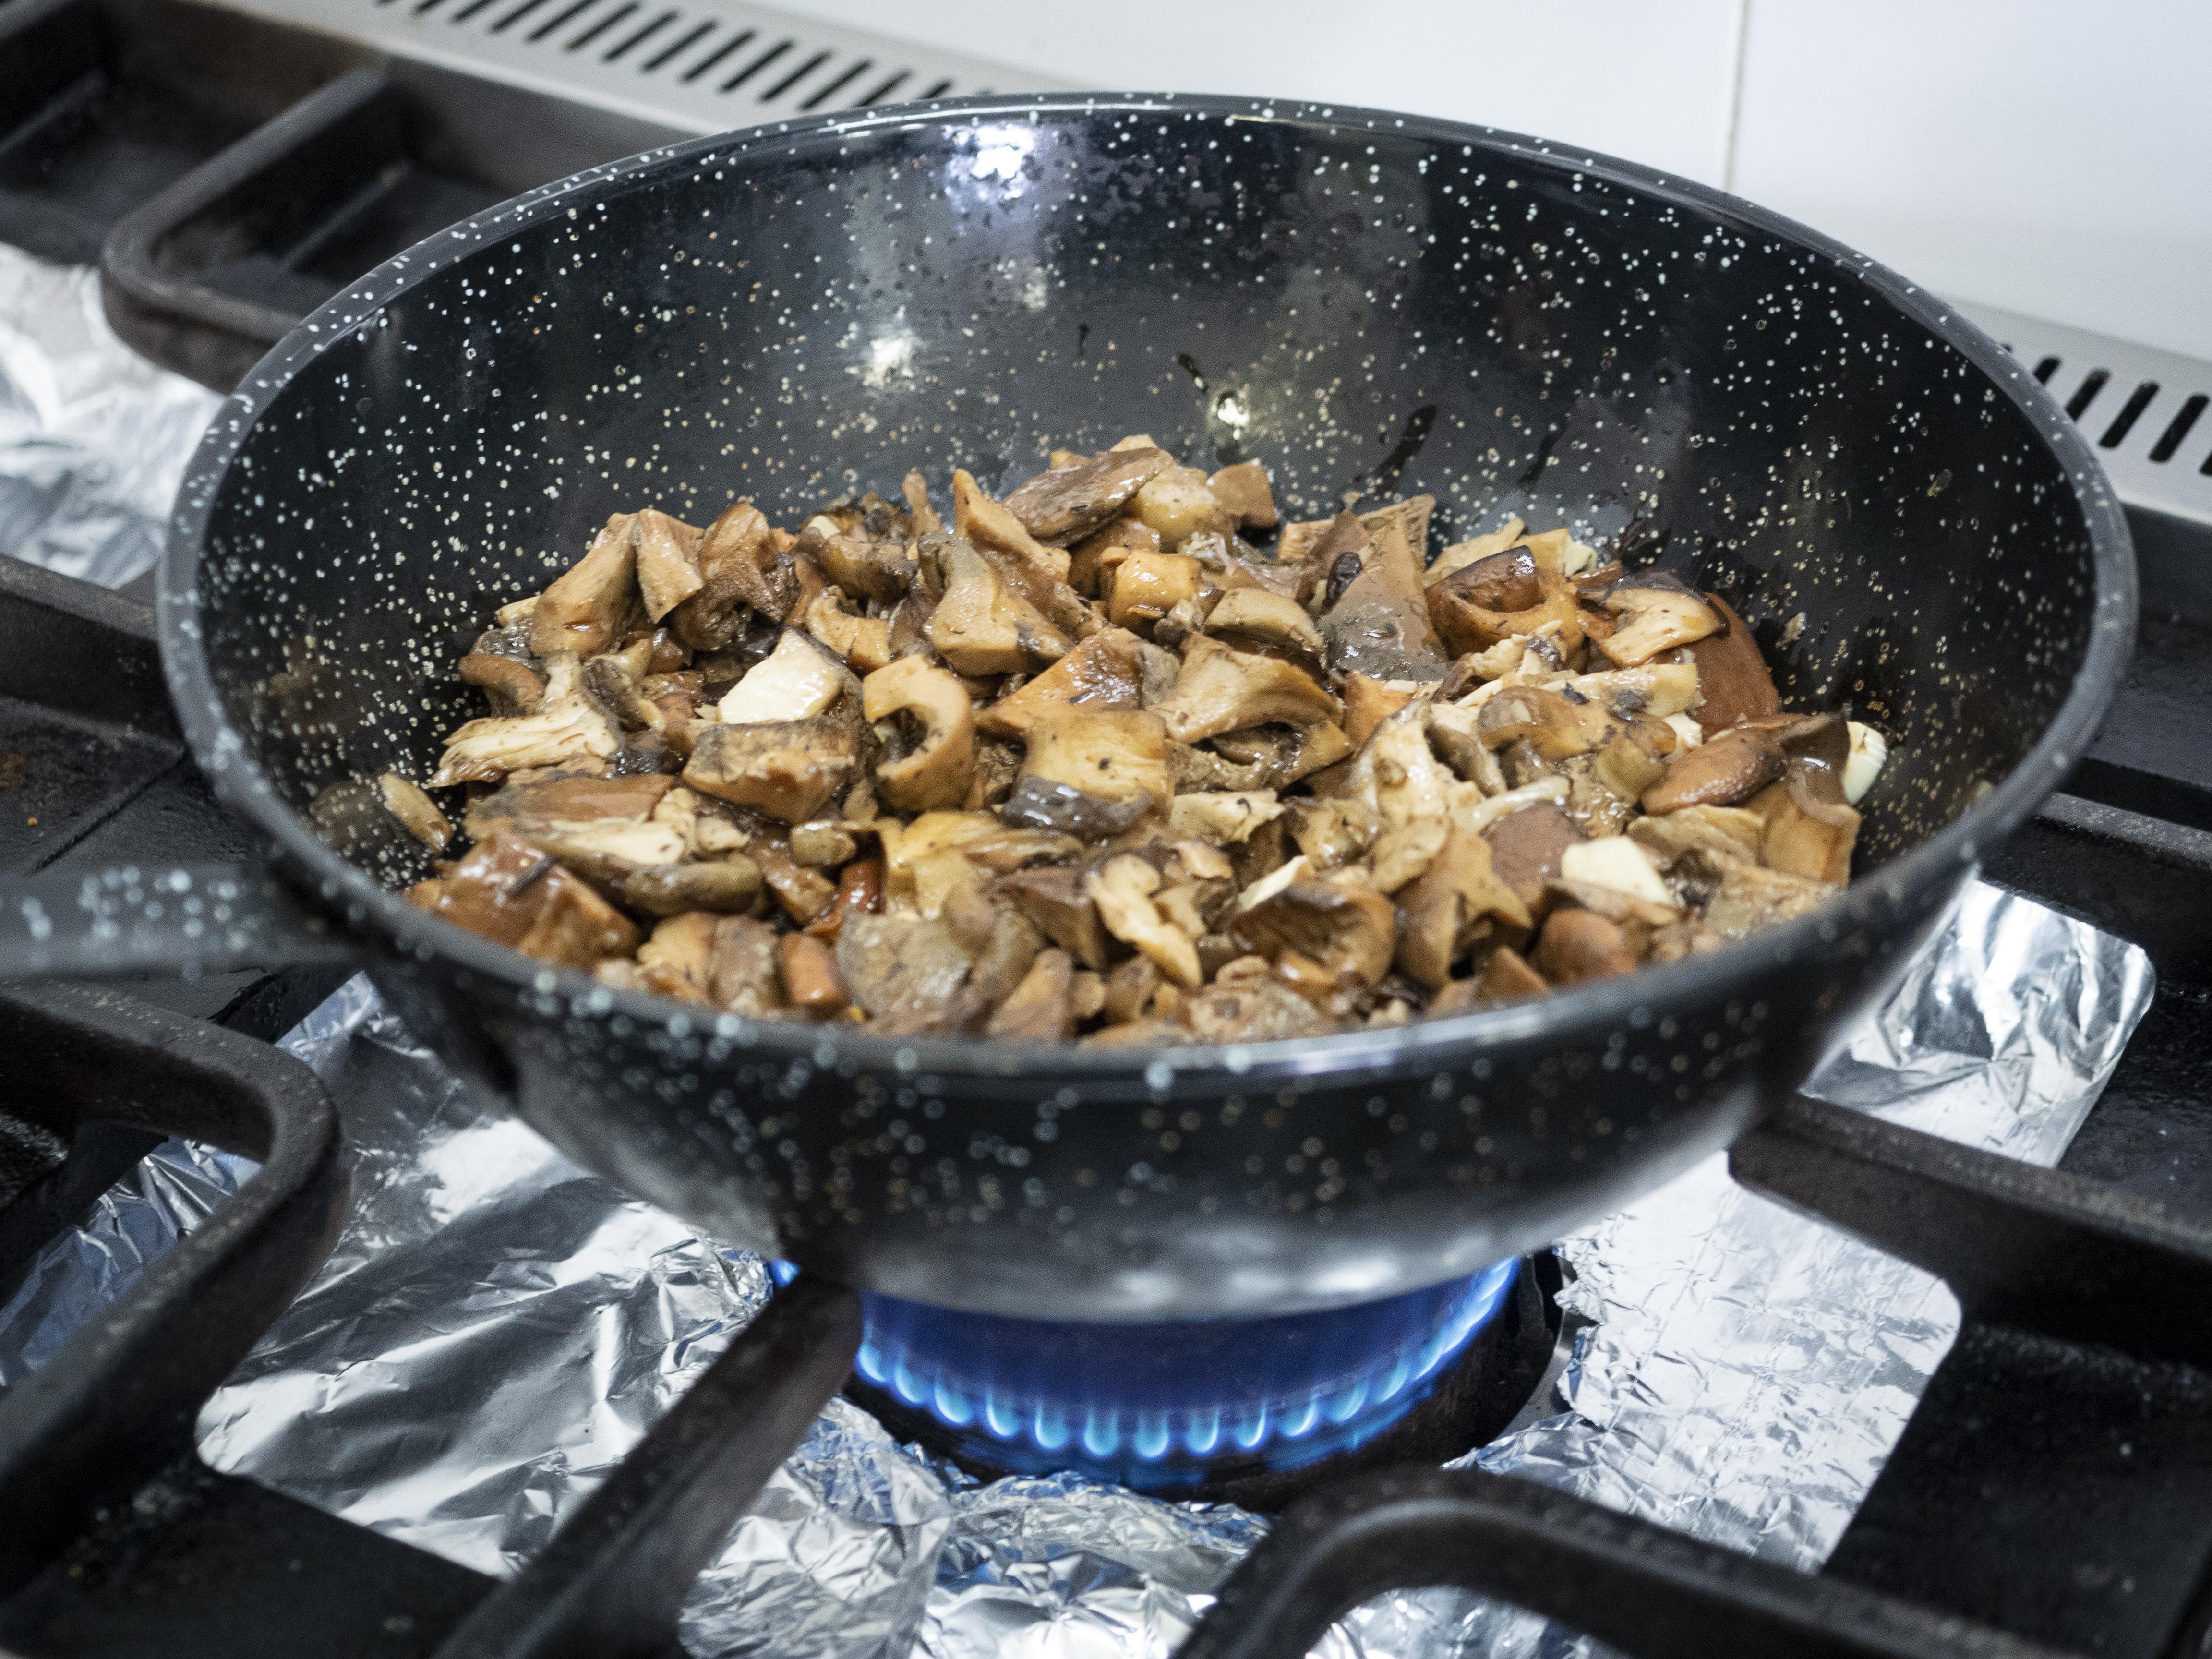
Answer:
189;99;2100;922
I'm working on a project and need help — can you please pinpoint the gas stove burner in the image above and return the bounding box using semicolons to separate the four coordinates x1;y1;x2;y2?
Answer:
846;1260;1527;1495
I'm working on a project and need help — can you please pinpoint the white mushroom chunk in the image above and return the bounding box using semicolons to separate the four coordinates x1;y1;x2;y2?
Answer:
429;655;622;786
1086;854;1202;987
1166;790;1285;844
719;630;846;724
632;508;705;620
1564;661;1703;721
1560;836;1675;907
862;656;976;813
1844;721;1888;805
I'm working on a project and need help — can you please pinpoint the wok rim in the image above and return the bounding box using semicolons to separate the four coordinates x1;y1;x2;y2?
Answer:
158;90;2138;1092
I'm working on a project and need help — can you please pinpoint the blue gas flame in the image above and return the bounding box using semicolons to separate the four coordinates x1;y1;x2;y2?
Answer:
848;1259;1520;1490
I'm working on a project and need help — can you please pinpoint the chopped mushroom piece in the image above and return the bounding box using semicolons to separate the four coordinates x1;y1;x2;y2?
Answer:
1151;635;1340;743
1230;876;1397;987
924;533;1073;675
1205;461;1278;529
952;468;1072;582
1687;593;1780;732
1598;574;1722;667
719;629;849;724
1006;448;1172;543
377;773;452;852
406;442;1898;1039
430;655;623;786
863;656;977;813
632;509;706;620
530;515;644;659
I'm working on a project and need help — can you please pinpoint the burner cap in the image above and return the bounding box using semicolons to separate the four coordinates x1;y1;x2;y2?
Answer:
849;1260;1521;1492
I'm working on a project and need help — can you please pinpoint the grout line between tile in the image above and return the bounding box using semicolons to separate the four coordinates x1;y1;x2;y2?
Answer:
1723;0;1753;192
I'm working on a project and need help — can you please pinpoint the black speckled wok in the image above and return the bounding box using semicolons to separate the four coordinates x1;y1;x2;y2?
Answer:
0;95;2132;1320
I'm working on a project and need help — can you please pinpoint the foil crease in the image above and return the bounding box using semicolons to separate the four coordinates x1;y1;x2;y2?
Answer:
0;880;2155;1659
0;246;222;588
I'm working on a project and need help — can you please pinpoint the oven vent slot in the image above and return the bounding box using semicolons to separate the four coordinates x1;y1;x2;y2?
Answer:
205;0;1065;131
1966;302;2212;525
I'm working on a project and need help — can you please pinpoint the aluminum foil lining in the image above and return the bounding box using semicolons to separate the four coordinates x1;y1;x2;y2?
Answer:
0;246;221;588
0;879;2154;1658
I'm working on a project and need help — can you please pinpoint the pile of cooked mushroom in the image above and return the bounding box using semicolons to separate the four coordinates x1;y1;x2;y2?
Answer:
383;438;1889;1044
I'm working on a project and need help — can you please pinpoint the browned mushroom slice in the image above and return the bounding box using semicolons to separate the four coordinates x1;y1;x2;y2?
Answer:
1482;800;1584;916
1752;776;1861;884
1428;558;1585;659
671;502;797;650
1639;726;1786;815
1688;593;1780;733
459;652;547;716
1705;861;1836;937
633;912;719;1004
780;931;850;1013
1005;447;1172;543
862;655;976;813
1150;635;1341;743
836;912;977;1034
977;627;1147;736
1205;587;1324;674
882;810;1083;915
410;831;641;967
1342;673;1418;747
1166;789;1284;845
685;712;860;824
1627;804;1766;867
1320;506;1447;680
992;706;1172;814
530;515;646;659
804;588;893;675
1476;944;1550;1002
922;534;1073;675
623;856;764;916
1394;830;1533;988
431;655;624;786
799;514;916;605
986;947;1077;1040
1178;978;1315;1042
1068;517;1161;598
1106;549;1204;631
1088;854;1203;986
952;468;1072;582
633;509;706;620
999;864;1113;970
1424;517;1528;585
1205;461;1278;530
1130;464;1233;548
707;914;788;1016
1530;908;1636;985
901;471;941;536
465;770;684;884
375;773;452;852
1229;877;1397;987
1001;779;1154;841
1597;572;1722;667
1476;685;1664;762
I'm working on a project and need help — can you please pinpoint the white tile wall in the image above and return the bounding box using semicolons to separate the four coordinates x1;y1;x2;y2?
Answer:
1729;0;2212;362
767;0;2211;360
773;0;1749;185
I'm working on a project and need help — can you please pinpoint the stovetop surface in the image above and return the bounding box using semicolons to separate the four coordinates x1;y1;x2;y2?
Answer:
6;0;2212;1651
